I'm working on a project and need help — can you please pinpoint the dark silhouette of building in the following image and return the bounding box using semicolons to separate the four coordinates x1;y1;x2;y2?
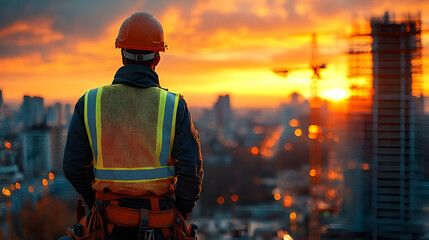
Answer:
366;12;425;240
21;95;45;128
214;94;232;128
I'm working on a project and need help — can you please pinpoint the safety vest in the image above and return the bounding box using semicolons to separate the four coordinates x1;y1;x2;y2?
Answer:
84;84;179;196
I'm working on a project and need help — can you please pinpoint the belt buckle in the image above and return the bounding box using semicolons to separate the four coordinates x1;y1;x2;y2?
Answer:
138;228;154;240
138;209;154;240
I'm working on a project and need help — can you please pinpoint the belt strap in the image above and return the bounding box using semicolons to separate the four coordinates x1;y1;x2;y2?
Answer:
104;201;174;228
150;196;160;211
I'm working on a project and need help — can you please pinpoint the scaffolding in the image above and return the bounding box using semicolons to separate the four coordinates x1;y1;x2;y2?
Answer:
347;13;423;113
347;22;373;113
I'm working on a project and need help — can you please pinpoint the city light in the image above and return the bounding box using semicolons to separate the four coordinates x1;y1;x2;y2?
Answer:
250;147;259;155
10;184;15;191
283;195;293;208
15;182;21;189
278;230;294;240
217;196;225;205
4;140;11;149
274;193;281;201
362;163;370;171
294;129;302;137
42;179;48;186
4;189;10;196
308;132;317;139
28;186;34;193
231;194;239;202
259;148;273;157
289;212;297;220
1;188;6;195
309;169;317;177
289;119;299;127
308;125;320;134
333;134;340;142
49;172;55;180
283;234;293;240
328;189;337;199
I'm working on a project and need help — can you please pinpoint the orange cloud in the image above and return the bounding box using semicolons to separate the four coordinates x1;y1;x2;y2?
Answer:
0;18;63;46
1;1;429;109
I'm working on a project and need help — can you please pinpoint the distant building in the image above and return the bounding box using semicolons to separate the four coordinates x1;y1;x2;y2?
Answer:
0;89;3;110
20;128;51;177
21;95;45;128
55;102;63;126
366;12;425;239
46;102;64;127
64;103;72;126
50;126;67;174
46;106;58;127
214;94;232;128
0;139;23;184
0;101;15;136
282;92;310;138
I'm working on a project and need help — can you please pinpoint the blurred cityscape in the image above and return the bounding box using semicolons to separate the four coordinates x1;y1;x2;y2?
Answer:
0;11;428;240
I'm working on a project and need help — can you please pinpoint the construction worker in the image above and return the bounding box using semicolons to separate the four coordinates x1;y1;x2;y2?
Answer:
63;12;203;240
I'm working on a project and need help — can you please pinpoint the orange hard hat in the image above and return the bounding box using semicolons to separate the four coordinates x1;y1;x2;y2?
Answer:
115;12;167;52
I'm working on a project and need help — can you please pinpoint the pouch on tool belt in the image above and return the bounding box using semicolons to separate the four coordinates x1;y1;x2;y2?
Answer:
67;202;108;240
172;207;198;240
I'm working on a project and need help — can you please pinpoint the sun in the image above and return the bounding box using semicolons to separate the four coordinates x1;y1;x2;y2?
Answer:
321;88;350;102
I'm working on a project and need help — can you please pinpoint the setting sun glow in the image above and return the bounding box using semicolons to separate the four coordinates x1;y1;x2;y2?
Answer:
321;88;350;102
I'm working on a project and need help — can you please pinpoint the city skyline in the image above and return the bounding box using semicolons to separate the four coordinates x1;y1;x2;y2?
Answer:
0;1;428;108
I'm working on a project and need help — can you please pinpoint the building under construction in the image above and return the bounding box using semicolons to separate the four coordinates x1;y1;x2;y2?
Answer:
344;12;426;240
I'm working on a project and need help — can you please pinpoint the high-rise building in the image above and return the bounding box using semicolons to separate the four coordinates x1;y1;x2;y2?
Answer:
214;94;232;128
46;106;58;127
46;102;64;127
20;129;51;177
21;95;45;128
55;102;63;126
367;12;425;239
64;103;72;126
50;126;67;174
0;139;23;184
0;89;3;109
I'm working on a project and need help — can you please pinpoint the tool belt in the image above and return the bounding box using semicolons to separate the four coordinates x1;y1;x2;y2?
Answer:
67;196;197;240
104;200;174;228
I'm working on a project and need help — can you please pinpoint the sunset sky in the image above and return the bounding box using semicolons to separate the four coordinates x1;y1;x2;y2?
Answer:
0;0;428;108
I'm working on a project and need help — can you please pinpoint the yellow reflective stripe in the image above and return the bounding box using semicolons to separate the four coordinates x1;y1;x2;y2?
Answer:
155;89;167;168
95;86;103;169
95;176;175;183
83;91;95;159
169;94;179;153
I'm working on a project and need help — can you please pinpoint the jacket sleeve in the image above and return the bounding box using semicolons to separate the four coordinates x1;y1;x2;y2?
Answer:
172;97;204;219
63;96;95;209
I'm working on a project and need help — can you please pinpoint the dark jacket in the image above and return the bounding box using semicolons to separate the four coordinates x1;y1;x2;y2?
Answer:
63;64;203;219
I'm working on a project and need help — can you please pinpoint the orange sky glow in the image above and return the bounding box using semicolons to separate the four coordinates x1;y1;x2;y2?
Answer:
0;0;429;108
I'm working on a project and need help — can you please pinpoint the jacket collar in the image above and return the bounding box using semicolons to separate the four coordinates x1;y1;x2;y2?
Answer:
112;64;161;88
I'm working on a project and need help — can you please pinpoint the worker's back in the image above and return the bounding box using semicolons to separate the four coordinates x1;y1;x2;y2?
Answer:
84;84;179;197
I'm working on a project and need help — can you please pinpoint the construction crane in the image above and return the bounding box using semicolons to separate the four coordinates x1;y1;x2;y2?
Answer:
272;33;326;101
272;33;325;240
